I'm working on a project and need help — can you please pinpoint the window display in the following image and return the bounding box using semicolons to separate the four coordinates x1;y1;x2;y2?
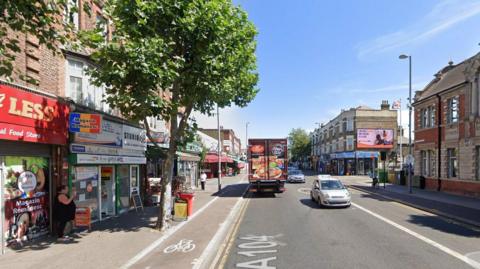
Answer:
73;166;99;221
1;156;50;244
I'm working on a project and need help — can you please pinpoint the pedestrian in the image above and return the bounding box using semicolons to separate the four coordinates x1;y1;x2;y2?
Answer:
56;185;76;241
200;172;207;190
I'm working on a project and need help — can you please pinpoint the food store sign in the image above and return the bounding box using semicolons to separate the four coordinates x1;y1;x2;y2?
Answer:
0;84;69;144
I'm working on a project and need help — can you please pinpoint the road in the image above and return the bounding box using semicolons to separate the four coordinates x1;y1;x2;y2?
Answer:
218;174;480;269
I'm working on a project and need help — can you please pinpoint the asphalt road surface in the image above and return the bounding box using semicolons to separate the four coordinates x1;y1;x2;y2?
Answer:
219;175;480;269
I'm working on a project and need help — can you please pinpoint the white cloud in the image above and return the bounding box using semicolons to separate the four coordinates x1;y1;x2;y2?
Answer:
357;0;480;59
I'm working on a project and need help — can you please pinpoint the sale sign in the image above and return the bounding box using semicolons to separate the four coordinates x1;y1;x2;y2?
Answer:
0;84;69;144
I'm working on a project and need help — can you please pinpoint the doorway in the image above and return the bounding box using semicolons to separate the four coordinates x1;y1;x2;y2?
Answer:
130;165;139;194
100;166;115;218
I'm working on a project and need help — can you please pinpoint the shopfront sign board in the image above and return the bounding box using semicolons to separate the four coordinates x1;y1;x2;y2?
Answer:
0;84;69;144
131;190;143;212
74;119;123;148
69;113;101;133
70;143;145;157
75;154;146;164
123;125;146;151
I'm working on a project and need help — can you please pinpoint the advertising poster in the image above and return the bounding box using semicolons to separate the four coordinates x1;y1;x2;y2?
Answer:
267;140;287;180
2;156;49;245
73;166;99;221
249;141;266;180
357;129;394;149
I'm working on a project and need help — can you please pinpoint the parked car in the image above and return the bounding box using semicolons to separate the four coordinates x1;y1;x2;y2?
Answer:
287;170;305;183
310;177;351;207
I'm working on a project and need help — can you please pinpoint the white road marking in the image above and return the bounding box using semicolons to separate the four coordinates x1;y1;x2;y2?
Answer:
192;182;249;269
121;177;248;269
163;239;196;253
352;202;480;269
236;257;277;269
234;235;283;269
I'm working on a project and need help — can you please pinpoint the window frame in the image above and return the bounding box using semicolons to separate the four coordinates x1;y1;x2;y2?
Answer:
447;148;458;178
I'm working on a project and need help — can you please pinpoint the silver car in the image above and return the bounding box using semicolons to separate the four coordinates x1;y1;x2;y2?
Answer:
310;177;351;207
288;170;305;183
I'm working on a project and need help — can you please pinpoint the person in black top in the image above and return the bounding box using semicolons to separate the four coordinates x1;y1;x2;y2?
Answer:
56;185;76;241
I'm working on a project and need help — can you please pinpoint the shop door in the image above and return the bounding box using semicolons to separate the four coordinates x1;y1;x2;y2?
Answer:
358;160;365;175
100;166;115;218
117;165;130;214
130;165;139;194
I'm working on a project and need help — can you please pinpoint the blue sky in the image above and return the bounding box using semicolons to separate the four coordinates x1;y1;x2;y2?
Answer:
194;0;480;146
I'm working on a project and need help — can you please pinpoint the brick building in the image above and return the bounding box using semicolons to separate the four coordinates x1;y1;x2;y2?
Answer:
413;54;480;197
199;128;242;158
312;101;398;175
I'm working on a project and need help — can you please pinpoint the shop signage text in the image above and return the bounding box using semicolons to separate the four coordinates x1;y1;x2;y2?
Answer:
75;154;146;164
69;113;102;133
0;84;69;144
74;119;123;148
70;143;145;157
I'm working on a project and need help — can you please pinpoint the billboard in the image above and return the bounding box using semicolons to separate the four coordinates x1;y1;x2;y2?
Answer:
357;128;394;149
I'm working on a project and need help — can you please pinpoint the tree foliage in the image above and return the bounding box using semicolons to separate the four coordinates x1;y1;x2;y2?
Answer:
86;0;259;229
288;128;311;161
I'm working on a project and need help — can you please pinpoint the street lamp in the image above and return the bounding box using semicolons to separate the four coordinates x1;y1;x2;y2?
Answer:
399;54;412;194
217;104;222;192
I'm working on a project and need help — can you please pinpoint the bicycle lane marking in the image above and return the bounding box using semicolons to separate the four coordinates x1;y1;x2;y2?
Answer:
163;239;196;254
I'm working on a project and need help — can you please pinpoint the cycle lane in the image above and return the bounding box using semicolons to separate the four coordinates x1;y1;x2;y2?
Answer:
130;182;249;269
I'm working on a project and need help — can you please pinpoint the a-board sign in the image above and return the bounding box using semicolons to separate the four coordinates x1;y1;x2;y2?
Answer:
75;207;91;230
131;191;144;211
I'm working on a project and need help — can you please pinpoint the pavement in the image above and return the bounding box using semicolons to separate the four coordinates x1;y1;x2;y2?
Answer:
219;174;480;269
340;175;480;228
0;173;248;269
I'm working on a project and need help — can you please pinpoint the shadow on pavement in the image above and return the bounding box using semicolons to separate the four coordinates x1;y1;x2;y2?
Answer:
211;183;250;198
7;206;159;253
407;215;480;238
248;192;277;199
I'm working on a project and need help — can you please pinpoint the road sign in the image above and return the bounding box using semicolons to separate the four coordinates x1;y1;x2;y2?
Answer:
405;154;414;165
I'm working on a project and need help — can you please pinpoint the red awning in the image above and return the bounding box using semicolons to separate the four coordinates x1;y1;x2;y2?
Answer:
204;153;234;163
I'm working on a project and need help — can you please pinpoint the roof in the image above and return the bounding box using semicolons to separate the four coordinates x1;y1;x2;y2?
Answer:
356;105;374;110
415;53;480;102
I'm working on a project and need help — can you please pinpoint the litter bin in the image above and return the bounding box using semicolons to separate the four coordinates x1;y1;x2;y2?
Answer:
174;200;188;221
179;192;195;216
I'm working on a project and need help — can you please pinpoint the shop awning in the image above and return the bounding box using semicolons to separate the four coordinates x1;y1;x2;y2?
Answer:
176;151;201;162
204;153;233;163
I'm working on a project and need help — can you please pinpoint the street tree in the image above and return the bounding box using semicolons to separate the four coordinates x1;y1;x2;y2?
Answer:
86;0;258;230
288;128;311;162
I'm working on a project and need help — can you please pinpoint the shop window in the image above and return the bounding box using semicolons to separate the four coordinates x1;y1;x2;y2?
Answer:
447;97;459;124
1;156;50;244
447;148;458;178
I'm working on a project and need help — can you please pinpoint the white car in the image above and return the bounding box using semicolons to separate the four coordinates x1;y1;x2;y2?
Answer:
288;170;305;183
310;177;351;207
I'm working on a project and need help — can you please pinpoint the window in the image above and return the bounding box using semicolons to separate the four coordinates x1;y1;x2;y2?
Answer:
421;151;428;176
447;97;459;124
346;119;354;132
447;148;458;178
429;107;436;127
476;146;480;181
420;106;436;128
342;120;347;133
66;58;110;112
429;150;436;177
421;109;428;128
64;0;79;30
96;14;109;42
346;136;354;151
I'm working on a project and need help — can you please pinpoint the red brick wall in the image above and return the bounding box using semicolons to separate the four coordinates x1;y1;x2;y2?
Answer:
441;180;480;197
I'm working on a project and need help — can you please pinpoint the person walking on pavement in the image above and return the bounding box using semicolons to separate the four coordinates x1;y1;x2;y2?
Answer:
200;172;207;190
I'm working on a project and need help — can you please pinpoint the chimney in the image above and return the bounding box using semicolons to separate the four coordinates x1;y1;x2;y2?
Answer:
381;100;390;110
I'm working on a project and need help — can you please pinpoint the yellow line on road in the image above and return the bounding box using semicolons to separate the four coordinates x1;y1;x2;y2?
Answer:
211;193;251;269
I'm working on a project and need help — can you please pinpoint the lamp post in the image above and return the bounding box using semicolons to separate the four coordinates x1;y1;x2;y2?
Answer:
245;122;250;172
399;54;413;194
217;104;222;192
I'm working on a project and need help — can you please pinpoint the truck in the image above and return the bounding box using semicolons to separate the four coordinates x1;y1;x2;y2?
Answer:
248;138;288;193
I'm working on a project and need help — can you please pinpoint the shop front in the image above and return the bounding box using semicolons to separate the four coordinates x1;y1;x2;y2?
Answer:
69;117;146;221
0;83;69;246
329;151;378;176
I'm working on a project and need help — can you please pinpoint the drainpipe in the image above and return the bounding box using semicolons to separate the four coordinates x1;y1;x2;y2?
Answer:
437;94;442;191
